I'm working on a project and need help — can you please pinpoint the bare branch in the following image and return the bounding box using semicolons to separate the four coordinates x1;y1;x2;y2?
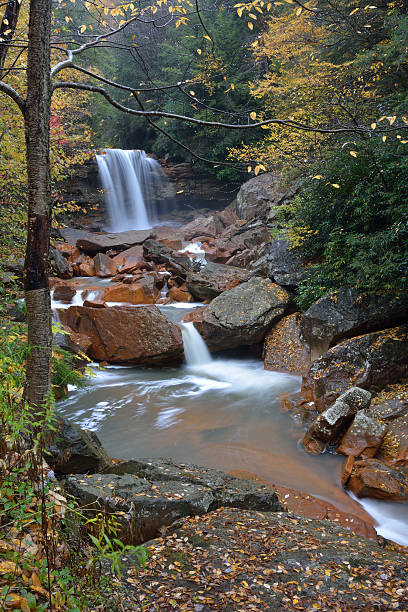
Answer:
0;79;25;111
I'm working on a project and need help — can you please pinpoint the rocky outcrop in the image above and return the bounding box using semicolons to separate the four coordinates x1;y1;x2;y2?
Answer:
75;229;155;253
66;457;282;544
194;277;291;351
58;304;183;364
348;459;408;501
234;173;299;223
302;387;372;454
46;416;111;475
186;262;250;300
301;288;408;359
263;313;309;374
143;239;192;278
262;236;307;288
302;325;408;411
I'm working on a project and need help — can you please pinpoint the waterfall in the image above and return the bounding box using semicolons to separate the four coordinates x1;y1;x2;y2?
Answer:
181;322;212;366
96;149;174;232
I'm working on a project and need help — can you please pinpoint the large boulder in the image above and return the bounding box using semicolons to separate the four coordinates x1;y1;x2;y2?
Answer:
66;457;282;544
112;245;144;272
50;248;73;279
301;289;408;359
302;325;408;411
101;277;158;304
194;277;291;351
179;215;223;240
263;236;307;288
186;262;250;300
46;416;111;474
58;304;183;364
263;313;310;374
93;252;117;278
348;459;408;501
234;173;299;223
370;390;408;468
75;229;155;253
337;411;388;459
143;239;192;277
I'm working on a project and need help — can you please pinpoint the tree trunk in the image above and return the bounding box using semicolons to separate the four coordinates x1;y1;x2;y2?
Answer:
24;0;53;409
0;0;21;73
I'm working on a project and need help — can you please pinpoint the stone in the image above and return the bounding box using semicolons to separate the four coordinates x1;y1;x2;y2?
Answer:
50;248;73;279
347;458;408;501
338;411;388;459
77;254;95;277
168;286;193;302
46;416;111;475
194;277;292;352
101;277;158;305
264;236;307;288
302;326;408;411
93;252;117;278
66;457;282;544
341;456;355;487
301;289;408;359
82;299;107;308
263;313;310;374
186;262;250;300
179;215;222;240
53;283;76;303
75;229;155;253
159;238;183;251
54;242;79;259
234;173;299;223
112;245;145;273
369;389;408;468
302;399;358;455
58;304;183;365
143;239;192;277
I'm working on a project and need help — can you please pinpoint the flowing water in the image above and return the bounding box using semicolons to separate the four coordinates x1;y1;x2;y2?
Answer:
96;149;174;232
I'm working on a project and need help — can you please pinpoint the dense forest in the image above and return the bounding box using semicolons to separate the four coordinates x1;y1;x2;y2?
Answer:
1;0;408;609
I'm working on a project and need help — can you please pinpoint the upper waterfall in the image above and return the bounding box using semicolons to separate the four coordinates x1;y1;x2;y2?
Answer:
96;149;174;232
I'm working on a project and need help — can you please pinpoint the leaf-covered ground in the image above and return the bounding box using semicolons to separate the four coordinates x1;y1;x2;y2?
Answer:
120;507;408;611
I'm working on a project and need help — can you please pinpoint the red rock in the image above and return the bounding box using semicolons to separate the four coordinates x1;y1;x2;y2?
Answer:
347;458;408;501
58;305;183;365
341;456;355;487
337;411;388;459
55;242;78;259
75;253;95;277
160;238;183;251
263;314;310;375
101;278;157;305
183;306;206;324
53;284;76;303
168;286;194;303
83;299;107;308
179;215;222;240
113;245;144;273
94;253;117;278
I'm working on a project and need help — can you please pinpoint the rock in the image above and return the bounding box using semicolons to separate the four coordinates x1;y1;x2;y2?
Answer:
264;236;307;288
158;238;183;251
194;277;291;351
66;457;282;544
369;389;408;467
93;252;117;278
54;242;79;260
338;411;388;459
75;229;155;253
58;305;183;364
112;245;145;273
302;387;372;454
76;253;95;277
186;262;250;300
234;173;299;223
168;286;193;302
82;299;106;308
50;248;73;279
301;289;408;359
341;455;355;487
143;239;192;277
179;215;222;240
101;276;158;304
263;313;309;374
302;326;408;411
46;416;111;475
53;283;76;303
348;458;408;501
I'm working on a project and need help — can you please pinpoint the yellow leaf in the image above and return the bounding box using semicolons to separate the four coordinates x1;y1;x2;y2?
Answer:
325;569;331;576
80;24;86;33
371;122;376;129
349;7;359;15
313;175;323;179
331;183;340;188
203;34;211;40
197;48;202;54
248;21;253;29
189;90;195;96
230;83;235;90
250;111;257;120
389;115;396;125
255;165;262;175
382;135;387;142
349;150;357;157
247;166;252;173
295;6;302;15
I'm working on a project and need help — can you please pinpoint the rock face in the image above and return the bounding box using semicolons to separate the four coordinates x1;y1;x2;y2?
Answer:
302;387;372;454
263;236;307;288
263;313;309;374
194;277;291;351
66;457;282;544
76;229;155;253
337;411;388;459
58;305;183;364
143;239;192;277
348;459;408;500
186;262;250;300
46;416;111;475
234;173;299;223
302;325;408;411
301;288;408;359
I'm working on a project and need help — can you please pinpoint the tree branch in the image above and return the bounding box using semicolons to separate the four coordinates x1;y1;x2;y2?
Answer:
0;79;25;111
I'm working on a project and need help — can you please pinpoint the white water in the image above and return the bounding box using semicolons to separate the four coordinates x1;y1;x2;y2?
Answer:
349;493;408;546
96;149;174;232
179;241;207;266
181;322;211;366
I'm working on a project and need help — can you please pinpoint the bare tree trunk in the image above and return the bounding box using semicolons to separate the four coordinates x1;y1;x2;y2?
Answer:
24;0;53;409
0;0;21;73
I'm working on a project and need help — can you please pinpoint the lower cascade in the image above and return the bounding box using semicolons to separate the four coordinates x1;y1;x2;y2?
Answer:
181;322;212;366
96;148;174;232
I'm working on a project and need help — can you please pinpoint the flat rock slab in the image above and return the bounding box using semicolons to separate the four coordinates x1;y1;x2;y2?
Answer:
120;507;408;611
66;457;282;544
60;228;155;253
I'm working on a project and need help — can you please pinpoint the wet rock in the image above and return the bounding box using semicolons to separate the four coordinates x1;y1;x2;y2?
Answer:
301;288;408;359
75;229;155;253
53;283;76;303
82;299;107;308
194;277;291;351
101;277;158;305
302;326;408;411
76;253;95;277
112;245;144;273
234;173;299;222
58;304;183;365
46;416;111;475
338;411;388;459
186;262;250;300
158;238;183;251
67;457;282;544
264;236;307;288
54;242;79;260
179;215;222;240
348;458;408;501
263;313;309;375
93;252;117;278
341;455;355;487
50;248;73;279
143;239;192;277
370;390;408;467
302;387;372;454
168;285;194;302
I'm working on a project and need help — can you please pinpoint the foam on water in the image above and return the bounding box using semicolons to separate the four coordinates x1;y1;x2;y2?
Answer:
349;493;408;546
